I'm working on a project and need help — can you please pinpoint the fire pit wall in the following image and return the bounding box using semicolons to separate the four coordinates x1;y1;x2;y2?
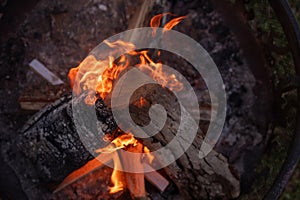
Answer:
1;0;300;199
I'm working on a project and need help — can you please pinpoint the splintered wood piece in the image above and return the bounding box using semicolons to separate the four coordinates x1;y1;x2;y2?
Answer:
29;59;64;85
119;143;146;199
144;163;169;192
19;101;50;111
53;152;114;193
18;84;68;111
125;0;155;42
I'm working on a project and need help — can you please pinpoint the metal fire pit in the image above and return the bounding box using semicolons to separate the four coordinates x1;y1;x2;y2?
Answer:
265;0;300;199
0;0;300;199
214;0;300;199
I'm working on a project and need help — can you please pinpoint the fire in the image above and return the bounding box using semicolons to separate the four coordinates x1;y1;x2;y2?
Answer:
95;133;139;153
150;13;185;36
68;13;185;105
66;13;186;196
95;132;154;194
68;43;183;105
163;16;186;32
110;169;124;193
109;133;138;193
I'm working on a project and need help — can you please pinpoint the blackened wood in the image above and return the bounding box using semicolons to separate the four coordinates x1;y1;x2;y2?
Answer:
16;94;117;185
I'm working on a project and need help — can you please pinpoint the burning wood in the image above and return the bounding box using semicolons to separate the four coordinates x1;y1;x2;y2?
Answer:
55;13;186;198
119;142;146;198
54;135;170;197
92;132;169;198
7;1;250;199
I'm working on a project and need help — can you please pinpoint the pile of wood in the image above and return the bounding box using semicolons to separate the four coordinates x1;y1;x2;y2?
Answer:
8;82;240;199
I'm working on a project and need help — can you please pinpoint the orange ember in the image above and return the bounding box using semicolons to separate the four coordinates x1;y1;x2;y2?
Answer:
134;96;147;108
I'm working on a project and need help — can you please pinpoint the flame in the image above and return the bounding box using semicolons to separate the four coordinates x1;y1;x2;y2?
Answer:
163;16;186;32
68;13;185;105
95;132;154;194
150;13;185;36
68;55;109;104
150;13;167;36
95;133;137;153
110;169;124;194
109;153;125;194
137;50;183;91
111;133;139;149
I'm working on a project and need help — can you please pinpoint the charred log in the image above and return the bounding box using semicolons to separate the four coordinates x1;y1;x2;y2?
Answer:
12;93;117;185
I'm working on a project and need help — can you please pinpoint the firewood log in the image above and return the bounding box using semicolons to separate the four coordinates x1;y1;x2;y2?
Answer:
123;84;240;200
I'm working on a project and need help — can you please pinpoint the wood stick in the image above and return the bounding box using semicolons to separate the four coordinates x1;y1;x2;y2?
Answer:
125;0;155;43
29;59;64;85
119;143;146;198
144;163;169;193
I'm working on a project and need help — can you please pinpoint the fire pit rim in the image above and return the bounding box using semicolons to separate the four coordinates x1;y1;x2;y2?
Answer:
264;0;300;199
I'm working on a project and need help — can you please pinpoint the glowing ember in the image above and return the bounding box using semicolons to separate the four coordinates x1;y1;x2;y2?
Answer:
134;96;147;108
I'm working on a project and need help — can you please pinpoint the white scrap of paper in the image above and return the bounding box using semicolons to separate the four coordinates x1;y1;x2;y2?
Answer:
29;59;64;85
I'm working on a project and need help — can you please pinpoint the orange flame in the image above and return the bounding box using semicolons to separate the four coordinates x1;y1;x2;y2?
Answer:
150;13;167;36
110;169;124;194
95;133;138;194
68;13;185;105
95;133;153;194
163;16;186;32
150;13;185;36
143;146;154;164
137;50;183;91
109;153;125;194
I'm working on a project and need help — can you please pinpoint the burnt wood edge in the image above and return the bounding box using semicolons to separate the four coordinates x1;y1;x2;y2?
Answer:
265;0;300;199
